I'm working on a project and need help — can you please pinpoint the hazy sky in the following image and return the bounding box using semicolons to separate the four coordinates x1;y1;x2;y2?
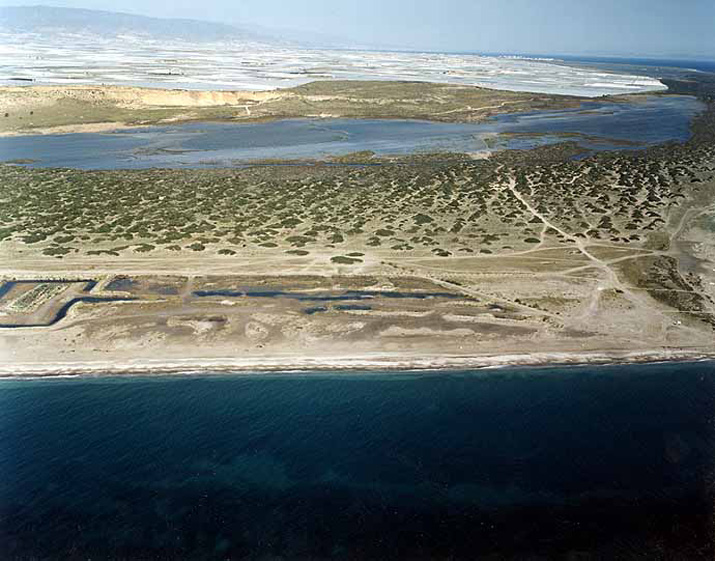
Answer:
2;0;714;57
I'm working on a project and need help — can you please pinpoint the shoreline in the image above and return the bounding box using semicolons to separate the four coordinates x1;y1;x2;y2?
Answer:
2;350;714;379
0;121;155;138
0;80;609;138
0;95;658;139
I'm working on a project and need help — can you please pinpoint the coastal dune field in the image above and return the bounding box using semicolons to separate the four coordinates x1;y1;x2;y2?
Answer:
1;102;714;374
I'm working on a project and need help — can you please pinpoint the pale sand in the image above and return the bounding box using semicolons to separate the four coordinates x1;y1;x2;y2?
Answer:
2;350;713;378
0;85;277;110
0;122;148;137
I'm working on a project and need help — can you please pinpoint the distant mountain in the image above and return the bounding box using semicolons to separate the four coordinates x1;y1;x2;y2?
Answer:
0;5;281;43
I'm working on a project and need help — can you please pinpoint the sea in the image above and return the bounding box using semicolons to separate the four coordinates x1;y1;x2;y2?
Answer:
466;52;715;75
553;55;715;75
1;361;714;559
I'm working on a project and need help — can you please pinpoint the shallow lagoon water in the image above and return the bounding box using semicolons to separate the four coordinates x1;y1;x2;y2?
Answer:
1;362;714;559
0;280;132;328
0;95;704;169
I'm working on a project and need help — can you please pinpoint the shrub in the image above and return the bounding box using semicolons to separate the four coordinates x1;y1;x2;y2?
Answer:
22;232;48;244
414;213;434;225
331;256;362;265
43;246;70;256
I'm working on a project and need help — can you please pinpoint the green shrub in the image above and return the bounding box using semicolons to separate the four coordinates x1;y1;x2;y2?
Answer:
43;246;70;256
331;256;362;265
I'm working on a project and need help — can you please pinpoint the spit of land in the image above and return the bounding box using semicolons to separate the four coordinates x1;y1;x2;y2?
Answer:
1;80;714;375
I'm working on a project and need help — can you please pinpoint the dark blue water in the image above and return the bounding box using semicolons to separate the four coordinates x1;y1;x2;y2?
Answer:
463;52;715;74
491;96;702;145
0;96;704;169
1;362;714;559
554;55;715;75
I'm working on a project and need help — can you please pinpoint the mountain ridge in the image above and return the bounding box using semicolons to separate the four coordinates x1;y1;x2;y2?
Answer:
0;5;281;43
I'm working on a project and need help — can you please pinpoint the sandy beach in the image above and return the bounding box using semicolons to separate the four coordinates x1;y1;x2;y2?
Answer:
3;350;714;378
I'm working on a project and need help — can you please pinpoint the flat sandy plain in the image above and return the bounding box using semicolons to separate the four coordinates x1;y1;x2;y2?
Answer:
1;82;714;376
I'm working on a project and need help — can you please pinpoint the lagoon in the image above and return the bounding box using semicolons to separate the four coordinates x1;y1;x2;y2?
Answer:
0;95;704;169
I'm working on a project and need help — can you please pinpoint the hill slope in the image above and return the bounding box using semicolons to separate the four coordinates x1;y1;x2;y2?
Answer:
0;5;278;43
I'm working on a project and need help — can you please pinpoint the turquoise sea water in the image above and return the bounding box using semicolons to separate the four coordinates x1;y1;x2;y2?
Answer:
1;362;714;559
